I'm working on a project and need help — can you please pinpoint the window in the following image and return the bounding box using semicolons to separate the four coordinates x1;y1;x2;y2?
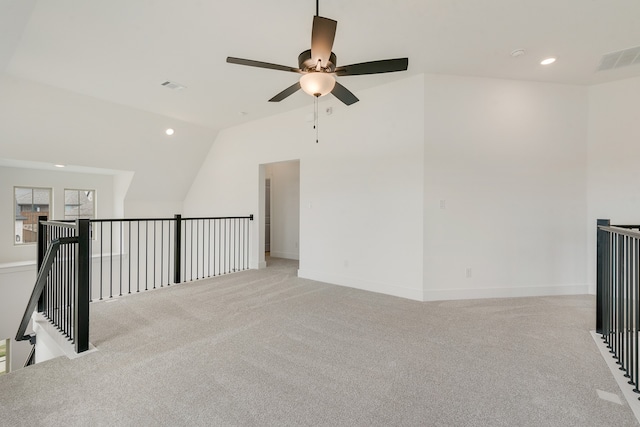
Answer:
64;189;95;220
0;339;7;375
14;187;52;245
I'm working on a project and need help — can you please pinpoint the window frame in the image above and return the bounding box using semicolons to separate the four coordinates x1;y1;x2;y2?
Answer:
13;186;53;246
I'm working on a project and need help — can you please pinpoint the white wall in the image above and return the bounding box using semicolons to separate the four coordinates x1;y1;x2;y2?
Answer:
587;76;640;293
0;263;35;372
185;74;425;300
423;75;589;300
0;165;117;264
124;200;183;218
265;161;300;260
0;73;216;210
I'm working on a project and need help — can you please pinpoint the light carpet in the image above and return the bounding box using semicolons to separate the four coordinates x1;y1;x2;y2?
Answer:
0;257;636;426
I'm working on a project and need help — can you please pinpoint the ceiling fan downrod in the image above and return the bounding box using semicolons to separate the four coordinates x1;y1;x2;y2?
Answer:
316;0;319;17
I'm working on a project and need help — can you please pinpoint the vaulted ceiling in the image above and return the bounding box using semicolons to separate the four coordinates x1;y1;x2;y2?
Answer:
2;0;640;133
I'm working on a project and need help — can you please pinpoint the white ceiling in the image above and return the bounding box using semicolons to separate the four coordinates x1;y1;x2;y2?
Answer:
2;0;640;133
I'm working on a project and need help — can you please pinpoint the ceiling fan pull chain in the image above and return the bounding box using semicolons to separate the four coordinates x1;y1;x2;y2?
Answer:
314;95;319;143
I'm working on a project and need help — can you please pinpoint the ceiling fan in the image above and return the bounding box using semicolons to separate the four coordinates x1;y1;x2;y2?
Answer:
226;1;409;106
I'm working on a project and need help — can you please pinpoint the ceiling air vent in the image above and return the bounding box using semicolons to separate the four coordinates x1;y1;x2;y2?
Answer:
161;80;187;90
597;46;640;71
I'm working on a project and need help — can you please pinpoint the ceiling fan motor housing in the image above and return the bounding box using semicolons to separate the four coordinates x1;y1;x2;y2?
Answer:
298;49;337;72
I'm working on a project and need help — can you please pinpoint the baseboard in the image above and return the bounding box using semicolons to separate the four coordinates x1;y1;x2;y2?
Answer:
297;269;423;301
269;251;299;260
423;284;590;302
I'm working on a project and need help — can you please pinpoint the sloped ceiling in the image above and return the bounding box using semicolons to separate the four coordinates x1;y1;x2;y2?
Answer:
2;0;640;133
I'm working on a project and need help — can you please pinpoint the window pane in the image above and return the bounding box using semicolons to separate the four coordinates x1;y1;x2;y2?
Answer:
64;189;95;220
0;339;6;374
33;189;50;214
15;187;32;205
15;187;50;245
79;190;95;219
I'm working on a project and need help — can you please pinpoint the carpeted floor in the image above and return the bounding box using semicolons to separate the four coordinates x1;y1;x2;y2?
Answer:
0;257;637;426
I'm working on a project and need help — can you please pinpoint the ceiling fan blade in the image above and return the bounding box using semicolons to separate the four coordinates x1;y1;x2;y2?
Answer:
227;57;301;73
331;82;359;106
334;58;409;76
311;16;337;68
269;82;302;102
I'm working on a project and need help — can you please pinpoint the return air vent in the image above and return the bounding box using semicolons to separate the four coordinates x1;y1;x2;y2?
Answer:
597;46;640;71
161;80;187;90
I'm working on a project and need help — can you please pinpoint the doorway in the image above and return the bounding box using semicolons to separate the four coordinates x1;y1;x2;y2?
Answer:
260;160;300;267
265;178;271;254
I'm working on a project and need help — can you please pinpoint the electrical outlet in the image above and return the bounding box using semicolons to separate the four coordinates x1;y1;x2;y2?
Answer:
466;268;472;278
440;200;446;210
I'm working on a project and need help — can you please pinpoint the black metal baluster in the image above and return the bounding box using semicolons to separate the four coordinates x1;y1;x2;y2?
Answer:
245;218;249;270
110;221;113;298
636;237;640;394
153;220;157;289
612;233;617;354
202;219;205;278
56;227;60;327
120;221;123;296
160;220;164;287
191;219;194;281
145;220;149;291
207;219;211;277
196;219;200;279
214;219;218;277
224;219;227;274
136;221;142;292
99;222;104;300
62;232;66;333
609;233;614;350
128;221;132;294
183;220;187;283
620;234;625;364
608;233;613;352
168;219;172;286
627;236;632;379
70;234;75;341
620;236;629;376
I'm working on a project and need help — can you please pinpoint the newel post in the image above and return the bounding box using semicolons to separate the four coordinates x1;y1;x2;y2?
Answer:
596;219;610;334
36;215;48;312
174;214;182;284
75;219;91;353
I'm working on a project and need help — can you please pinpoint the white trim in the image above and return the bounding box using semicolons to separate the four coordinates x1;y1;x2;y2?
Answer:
0;261;36;274
423;284;590;302
269;251;299;260
297;269;424;301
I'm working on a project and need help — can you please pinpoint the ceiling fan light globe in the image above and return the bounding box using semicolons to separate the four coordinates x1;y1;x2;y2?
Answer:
300;72;336;97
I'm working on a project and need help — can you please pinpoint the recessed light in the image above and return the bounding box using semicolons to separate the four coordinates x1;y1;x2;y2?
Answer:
541;57;556;65
54;164;65;168
165;128;175;136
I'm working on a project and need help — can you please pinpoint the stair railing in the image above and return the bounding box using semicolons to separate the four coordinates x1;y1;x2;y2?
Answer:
596;219;640;400
15;218;91;354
